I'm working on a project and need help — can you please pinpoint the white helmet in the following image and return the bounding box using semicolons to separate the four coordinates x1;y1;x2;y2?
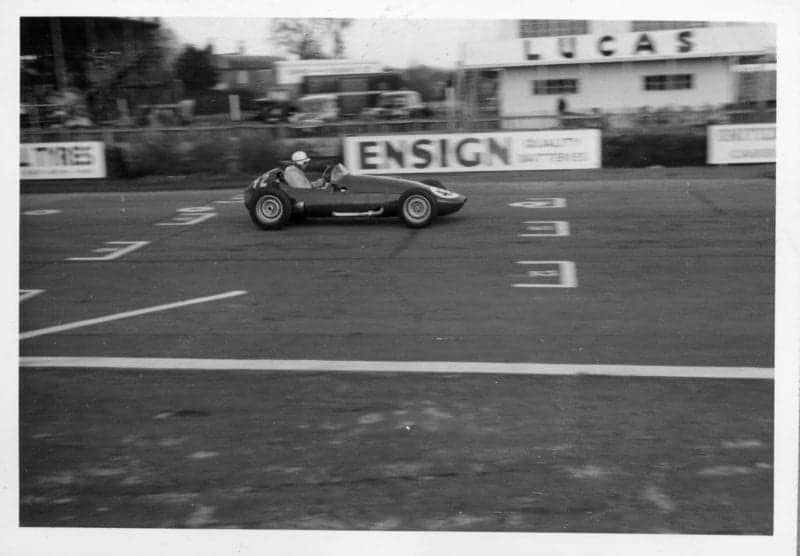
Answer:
291;151;310;167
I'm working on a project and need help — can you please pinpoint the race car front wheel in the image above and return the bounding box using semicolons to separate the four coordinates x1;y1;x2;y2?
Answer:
250;189;292;230
400;189;436;228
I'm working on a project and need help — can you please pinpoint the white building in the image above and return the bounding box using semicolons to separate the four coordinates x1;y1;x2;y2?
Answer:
459;20;775;118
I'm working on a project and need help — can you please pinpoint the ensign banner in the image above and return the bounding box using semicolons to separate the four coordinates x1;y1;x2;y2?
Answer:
707;124;775;165
343;130;601;174
21;141;107;179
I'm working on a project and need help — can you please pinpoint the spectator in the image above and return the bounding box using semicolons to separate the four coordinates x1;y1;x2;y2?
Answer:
557;97;568;128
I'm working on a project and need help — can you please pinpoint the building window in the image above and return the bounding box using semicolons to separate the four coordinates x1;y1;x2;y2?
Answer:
519;20;589;38
644;74;694;91
632;21;708;32
236;70;248;85
532;79;579;95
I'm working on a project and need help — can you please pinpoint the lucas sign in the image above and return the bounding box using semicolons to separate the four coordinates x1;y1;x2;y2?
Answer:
461;24;774;68
21;141;107;179
343;130;601;174
707;124;775;165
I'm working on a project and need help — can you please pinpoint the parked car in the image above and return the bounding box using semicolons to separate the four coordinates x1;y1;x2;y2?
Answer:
253;98;297;124
361;90;432;119
289;94;340;126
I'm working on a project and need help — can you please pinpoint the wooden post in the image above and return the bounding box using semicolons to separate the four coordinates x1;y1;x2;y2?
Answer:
49;18;68;91
227;128;241;173
229;95;241;122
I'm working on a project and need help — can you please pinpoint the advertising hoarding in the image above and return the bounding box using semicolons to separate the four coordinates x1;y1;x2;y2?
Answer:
707;124;776;165
343;130;602;174
21;142;107;179
461;24;775;68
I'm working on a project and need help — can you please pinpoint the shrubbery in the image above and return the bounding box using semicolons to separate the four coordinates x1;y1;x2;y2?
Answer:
238;137;284;174
602;131;707;167
108;131;280;178
188;89;260;116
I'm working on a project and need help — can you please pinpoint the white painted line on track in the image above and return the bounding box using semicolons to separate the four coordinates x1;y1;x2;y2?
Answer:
156;213;216;226
176;206;215;213
214;195;244;204
20;289;45;302
513;261;578;288
67;241;150;261
19;290;248;341
17;357;774;380
519;221;570;237
509;198;566;209
23;209;61;216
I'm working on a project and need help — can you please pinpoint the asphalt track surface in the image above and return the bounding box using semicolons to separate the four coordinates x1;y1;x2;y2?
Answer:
19;168;775;533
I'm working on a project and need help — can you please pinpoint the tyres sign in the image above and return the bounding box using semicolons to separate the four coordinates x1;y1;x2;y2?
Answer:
707;124;775;164
343;130;601;174
21;141;107;179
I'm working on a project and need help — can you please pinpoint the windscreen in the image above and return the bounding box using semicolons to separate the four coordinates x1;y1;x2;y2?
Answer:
331;163;349;181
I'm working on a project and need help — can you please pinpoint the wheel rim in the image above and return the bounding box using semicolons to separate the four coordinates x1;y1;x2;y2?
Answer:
256;196;283;223
404;195;431;223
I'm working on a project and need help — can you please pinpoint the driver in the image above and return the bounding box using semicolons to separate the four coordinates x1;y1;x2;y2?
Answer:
283;151;325;189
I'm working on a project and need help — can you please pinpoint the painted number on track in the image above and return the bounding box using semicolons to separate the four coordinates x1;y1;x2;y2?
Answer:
157;206;217;226
513;261;578;288
509;198;566;209
66;241;150;261
519;221;570;237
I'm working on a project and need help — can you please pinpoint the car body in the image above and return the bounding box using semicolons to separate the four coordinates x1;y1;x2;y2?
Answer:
361;90;431;119
244;163;466;229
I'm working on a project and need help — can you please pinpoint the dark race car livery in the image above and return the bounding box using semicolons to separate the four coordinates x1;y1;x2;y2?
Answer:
244;163;466;230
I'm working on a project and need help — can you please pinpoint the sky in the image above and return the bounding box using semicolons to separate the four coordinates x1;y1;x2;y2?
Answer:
161;18;510;68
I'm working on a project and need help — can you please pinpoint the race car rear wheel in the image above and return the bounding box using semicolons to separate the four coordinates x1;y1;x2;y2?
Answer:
250;189;292;230
400;189;436;228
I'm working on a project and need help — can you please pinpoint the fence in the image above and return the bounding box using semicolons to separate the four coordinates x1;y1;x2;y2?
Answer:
22;106;775;137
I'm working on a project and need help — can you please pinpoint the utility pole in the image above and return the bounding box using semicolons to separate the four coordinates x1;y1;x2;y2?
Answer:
49;17;68;91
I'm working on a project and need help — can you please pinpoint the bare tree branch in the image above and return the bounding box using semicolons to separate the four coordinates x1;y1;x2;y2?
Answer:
270;18;352;59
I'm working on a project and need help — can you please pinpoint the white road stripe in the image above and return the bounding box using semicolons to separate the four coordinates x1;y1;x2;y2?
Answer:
19;291;248;341
20;289;45;302
66;241;150;261
17;357;773;379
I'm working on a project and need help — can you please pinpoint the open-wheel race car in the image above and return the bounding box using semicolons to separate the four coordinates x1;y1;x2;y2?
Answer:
244;163;466;229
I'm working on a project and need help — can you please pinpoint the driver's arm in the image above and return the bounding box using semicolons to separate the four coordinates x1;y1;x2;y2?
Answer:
311;167;330;189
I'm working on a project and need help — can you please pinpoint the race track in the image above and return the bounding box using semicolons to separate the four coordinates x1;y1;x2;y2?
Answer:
19;168;775;533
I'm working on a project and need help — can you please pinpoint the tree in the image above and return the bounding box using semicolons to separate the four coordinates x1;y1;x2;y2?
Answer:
174;45;218;91
270;18;352;59
330;19;352;58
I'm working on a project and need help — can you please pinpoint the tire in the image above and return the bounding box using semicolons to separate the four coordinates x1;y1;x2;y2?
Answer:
249;189;292;230
420;178;445;189
400;189;437;228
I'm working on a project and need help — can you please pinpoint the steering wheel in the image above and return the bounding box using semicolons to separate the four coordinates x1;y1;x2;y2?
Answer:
321;165;332;185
